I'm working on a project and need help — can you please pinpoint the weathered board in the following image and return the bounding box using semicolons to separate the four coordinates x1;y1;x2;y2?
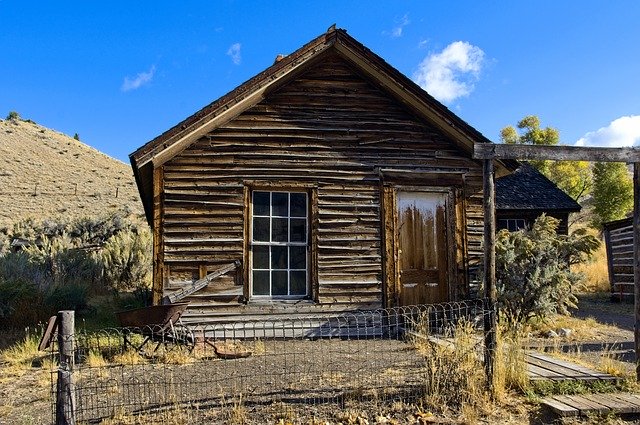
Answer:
542;393;640;417
604;217;634;299
525;351;618;382
158;53;486;322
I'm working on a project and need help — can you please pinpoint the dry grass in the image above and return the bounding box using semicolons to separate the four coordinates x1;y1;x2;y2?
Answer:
0;118;142;229
495;323;529;398
0;332;43;368
527;314;631;343
412;320;491;419
574;242;610;292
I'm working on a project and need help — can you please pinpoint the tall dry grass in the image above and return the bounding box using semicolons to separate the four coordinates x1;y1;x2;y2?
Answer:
573;236;610;293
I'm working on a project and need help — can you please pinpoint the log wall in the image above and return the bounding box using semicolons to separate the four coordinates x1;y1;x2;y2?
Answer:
604;217;634;299
160;54;485;323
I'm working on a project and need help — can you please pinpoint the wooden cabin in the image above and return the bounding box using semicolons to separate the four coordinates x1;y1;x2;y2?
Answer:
603;217;634;300
495;163;581;235
129;27;514;324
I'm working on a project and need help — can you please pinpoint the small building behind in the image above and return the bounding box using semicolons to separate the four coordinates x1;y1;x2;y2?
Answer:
495;163;581;235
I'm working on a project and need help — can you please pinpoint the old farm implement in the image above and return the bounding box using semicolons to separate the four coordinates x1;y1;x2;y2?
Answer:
116;302;195;353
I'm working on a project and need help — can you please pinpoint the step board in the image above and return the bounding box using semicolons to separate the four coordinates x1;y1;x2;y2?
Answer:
542;393;640;417
526;351;618;382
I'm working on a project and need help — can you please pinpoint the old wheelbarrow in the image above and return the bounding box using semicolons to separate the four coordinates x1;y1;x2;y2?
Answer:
116;302;195;354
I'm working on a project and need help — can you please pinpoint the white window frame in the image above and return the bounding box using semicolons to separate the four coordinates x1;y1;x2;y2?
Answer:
250;190;309;299
498;218;527;232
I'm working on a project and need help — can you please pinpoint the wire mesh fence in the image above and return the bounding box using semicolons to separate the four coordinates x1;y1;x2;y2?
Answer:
49;299;494;423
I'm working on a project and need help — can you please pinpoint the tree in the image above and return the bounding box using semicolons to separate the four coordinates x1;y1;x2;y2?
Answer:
73;133;80;141
5;111;20;121
591;162;633;227
495;215;599;325
501;115;592;201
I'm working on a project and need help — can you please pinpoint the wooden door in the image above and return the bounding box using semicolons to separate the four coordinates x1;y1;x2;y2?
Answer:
397;191;449;306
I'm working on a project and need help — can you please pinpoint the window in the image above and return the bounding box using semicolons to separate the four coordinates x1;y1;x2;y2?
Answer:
497;218;527;232
251;191;308;298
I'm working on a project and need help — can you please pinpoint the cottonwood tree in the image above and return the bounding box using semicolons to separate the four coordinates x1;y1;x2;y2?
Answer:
501;115;592;202
591;162;633;228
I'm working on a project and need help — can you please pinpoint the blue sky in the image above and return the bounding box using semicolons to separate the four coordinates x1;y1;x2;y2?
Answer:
2;1;639;162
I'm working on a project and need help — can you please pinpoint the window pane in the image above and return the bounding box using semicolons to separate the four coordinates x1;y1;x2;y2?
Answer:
272;218;288;242
253;192;270;216
271;246;288;269
253;217;270;241
272;271;288;295
290;219;306;242
272;192;288;216
252;271;270;295
290;246;306;269
290;271;307;295
290;193;307;217
253;245;269;269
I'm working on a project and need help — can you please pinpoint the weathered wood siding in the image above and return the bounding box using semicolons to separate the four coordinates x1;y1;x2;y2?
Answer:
160;53;485;323
604;217;633;299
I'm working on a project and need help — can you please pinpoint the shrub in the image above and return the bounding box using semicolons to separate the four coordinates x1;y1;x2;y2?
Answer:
6;110;20;121
495;215;599;325
101;228;152;299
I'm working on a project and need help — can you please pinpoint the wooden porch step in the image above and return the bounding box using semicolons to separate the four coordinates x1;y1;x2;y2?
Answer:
526;351;619;382
542;393;640;417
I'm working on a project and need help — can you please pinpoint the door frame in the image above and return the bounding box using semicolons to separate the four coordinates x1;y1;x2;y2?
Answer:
382;185;458;307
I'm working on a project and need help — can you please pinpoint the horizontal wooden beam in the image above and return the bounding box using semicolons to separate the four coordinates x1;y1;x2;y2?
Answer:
474;143;640;163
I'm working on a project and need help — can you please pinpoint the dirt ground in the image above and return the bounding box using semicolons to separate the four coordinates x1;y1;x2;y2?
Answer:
1;293;638;425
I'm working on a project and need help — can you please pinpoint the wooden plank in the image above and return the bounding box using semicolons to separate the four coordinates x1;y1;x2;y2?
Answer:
585;393;636;413
163;261;241;304
474;143;640;162
542;397;579;417
634;162;640;382
609;393;640;412
153;166;164;305
525;356;585;380
526;351;617;380
560;394;610;413
527;364;567;381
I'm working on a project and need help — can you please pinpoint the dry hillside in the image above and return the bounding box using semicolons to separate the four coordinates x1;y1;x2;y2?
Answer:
0;118;143;229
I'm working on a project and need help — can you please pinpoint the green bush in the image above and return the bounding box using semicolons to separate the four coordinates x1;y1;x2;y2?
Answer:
101;228;152;295
6;110;20;121
0;210;151;327
495;215;599;325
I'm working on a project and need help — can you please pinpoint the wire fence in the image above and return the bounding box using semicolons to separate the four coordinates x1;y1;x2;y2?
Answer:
49;299;494;423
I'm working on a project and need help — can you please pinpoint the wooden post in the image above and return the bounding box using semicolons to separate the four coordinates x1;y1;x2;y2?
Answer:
483;158;497;391
634;163;640;382
56;310;76;425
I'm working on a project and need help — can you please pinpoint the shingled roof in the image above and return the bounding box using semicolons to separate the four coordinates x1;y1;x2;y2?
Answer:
496;163;581;212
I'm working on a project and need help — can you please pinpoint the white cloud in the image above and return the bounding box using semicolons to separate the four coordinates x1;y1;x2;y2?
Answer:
227;42;242;65
390;14;410;38
121;65;155;92
412;41;485;104
575;116;640;147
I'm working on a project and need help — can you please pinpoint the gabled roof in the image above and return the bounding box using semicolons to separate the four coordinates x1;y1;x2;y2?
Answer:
495;163;581;212
130;27;513;223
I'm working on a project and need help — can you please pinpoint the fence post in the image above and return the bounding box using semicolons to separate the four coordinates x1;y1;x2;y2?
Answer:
482;157;497;394
56;310;76;425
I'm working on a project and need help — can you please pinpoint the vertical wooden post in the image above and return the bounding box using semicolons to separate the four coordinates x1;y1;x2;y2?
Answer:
56;310;76;425
483;158;497;390
152;167;164;306
634;163;640;382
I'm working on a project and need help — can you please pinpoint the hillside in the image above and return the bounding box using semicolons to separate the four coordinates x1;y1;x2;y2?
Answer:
0;118;143;229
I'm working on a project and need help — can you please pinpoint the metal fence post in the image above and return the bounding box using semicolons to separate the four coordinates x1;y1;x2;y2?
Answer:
56;310;76;425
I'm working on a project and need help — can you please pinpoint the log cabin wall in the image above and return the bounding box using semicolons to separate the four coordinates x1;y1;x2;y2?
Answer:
159;53;485;323
604;217;634;300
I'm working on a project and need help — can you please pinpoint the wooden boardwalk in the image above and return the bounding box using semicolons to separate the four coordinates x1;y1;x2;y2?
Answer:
543;393;640;417
527;350;640;418
526;350;618;382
